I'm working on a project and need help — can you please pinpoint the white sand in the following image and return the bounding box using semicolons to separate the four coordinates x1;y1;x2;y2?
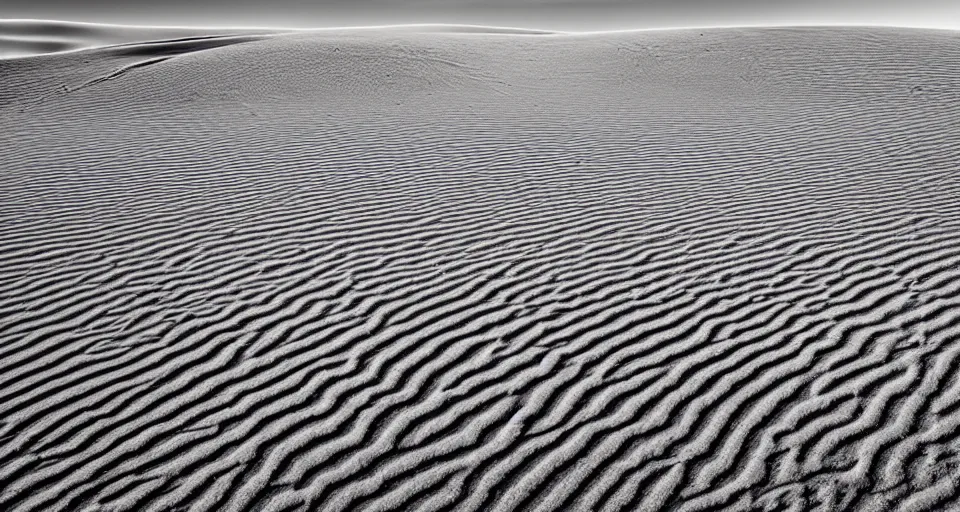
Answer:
2;23;960;511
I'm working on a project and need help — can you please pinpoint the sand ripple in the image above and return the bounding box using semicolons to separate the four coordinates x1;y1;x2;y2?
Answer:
2;25;960;511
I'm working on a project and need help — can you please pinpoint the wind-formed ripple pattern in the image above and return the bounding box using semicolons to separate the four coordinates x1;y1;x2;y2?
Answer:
2;25;960;512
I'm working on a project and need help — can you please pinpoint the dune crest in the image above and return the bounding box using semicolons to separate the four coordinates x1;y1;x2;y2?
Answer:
0;20;277;58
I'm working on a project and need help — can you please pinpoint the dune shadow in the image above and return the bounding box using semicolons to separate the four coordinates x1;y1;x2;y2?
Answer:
0;20;276;59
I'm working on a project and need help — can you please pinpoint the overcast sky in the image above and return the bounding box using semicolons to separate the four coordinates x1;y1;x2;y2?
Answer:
2;0;958;31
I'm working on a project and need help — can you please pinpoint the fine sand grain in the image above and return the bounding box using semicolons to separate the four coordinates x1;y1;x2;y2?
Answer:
2;24;960;511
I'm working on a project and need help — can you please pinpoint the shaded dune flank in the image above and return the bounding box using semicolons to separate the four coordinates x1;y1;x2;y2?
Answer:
2;25;960;511
0;20;274;59
0;20;556;59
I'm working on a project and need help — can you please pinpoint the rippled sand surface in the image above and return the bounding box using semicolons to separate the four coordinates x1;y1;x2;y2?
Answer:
3;23;960;511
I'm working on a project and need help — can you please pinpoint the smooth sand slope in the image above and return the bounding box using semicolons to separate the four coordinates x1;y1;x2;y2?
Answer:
2;24;960;512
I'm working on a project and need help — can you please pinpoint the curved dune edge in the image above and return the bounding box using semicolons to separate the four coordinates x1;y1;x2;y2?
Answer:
3;25;960;512
0;20;281;59
0;19;563;58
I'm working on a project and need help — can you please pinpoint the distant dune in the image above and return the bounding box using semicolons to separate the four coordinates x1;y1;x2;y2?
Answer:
0;20;559;59
0;20;279;58
2;23;960;512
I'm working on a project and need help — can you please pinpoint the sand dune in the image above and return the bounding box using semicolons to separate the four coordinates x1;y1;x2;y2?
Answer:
2;23;960;511
0;20;557;59
0;20;276;59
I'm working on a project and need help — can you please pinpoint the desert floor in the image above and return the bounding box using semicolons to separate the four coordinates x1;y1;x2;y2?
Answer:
2;22;960;511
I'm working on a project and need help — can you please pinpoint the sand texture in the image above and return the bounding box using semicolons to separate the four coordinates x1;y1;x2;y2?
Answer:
2;24;960;511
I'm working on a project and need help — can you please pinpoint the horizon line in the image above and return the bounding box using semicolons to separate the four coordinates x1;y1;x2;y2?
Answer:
2;18;960;35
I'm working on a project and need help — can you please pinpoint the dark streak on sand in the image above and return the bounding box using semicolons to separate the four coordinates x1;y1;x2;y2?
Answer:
65;56;174;93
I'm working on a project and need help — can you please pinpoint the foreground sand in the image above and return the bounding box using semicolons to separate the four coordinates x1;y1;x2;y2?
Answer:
2;23;960;511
